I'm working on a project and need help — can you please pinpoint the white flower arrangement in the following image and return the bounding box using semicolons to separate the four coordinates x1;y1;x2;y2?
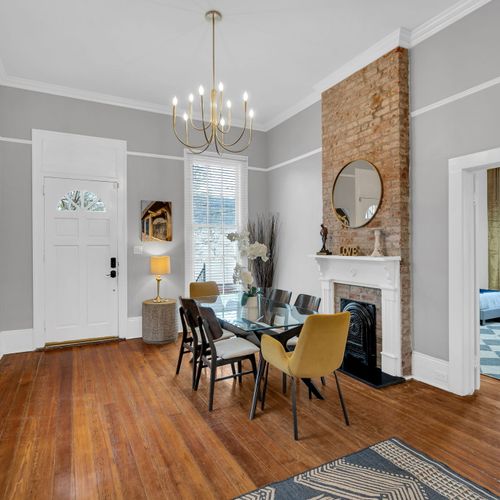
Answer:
227;230;268;297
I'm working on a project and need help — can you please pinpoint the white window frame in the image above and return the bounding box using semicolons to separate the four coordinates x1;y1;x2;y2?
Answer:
184;150;248;295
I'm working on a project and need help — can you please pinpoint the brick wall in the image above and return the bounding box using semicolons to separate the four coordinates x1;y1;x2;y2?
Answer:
322;47;411;375
334;284;382;368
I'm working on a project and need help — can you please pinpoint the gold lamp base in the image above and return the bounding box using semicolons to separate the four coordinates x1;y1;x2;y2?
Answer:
153;276;167;303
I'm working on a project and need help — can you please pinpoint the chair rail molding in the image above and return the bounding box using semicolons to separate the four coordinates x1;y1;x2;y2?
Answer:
311;255;402;377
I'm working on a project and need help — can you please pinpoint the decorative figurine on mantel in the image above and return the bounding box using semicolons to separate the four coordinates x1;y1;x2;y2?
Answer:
317;223;332;255
371;228;384;257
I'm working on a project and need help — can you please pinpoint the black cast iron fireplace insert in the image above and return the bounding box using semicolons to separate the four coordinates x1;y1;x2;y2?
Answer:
340;298;404;389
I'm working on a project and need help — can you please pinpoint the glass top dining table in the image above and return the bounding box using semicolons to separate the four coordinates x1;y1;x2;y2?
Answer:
193;291;316;336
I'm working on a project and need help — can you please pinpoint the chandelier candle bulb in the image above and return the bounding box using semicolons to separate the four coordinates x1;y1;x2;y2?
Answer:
171;10;254;154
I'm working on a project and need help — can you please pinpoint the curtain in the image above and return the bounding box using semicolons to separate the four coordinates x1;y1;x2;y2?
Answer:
488;168;500;289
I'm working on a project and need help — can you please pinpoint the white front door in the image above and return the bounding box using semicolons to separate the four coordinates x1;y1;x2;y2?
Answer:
44;177;119;343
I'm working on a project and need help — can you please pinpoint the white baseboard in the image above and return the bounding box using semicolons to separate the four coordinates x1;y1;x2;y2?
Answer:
0;317;143;357
0;328;35;357
412;351;450;391
126;316;142;339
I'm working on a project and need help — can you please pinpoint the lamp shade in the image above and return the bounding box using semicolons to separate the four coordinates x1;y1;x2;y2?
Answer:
150;255;171;276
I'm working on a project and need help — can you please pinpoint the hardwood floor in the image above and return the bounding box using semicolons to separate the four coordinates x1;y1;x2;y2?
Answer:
0;339;499;499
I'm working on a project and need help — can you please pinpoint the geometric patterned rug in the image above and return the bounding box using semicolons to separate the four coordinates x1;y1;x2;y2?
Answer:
235;438;498;499
480;322;500;380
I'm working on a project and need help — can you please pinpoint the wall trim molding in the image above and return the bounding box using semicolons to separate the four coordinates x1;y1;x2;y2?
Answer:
126;316;142;340
268;147;323;171
0;317;143;356
0;328;35;356
0;1;490;133
0;135;32;145
412;351;449;392
410;0;492;46
411;75;500;118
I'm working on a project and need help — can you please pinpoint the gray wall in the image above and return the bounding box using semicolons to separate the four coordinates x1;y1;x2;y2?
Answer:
266;101;323;299
410;0;500;360
0;86;268;329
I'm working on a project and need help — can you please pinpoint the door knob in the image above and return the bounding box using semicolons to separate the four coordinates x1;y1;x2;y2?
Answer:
106;270;117;278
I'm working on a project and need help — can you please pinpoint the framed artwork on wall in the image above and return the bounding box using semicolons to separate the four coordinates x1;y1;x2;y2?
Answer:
141;201;173;242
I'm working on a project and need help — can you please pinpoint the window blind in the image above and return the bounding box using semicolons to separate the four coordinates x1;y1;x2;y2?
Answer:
184;152;248;295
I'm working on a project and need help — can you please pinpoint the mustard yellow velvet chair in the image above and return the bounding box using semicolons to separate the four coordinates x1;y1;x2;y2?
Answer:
189;281;219;299
253;312;351;440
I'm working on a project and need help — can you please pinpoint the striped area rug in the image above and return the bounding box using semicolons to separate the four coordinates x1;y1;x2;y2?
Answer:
235;438;498;499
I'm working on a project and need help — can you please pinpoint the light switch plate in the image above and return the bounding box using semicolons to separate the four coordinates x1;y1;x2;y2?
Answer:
133;245;143;255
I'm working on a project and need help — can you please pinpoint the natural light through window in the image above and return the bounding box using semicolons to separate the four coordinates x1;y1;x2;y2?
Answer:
185;154;248;294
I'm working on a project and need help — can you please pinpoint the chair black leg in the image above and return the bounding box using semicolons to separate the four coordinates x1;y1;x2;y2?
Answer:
249;355;257;381
261;362;270;410
334;371;350;426
175;335;187;375
194;355;204;391
291;377;299;440
282;373;287;394
308;385;312;400
208;364;216;412
320;376;326;386
249;356;265;420
191;349;199;390
237;360;243;383
231;363;236;376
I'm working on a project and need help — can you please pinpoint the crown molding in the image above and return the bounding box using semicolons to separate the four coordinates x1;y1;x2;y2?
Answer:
410;0;491;46
0;62;266;131
0;0;491;133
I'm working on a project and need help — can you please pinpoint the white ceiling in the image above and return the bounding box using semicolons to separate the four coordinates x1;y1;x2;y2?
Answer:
0;0;471;129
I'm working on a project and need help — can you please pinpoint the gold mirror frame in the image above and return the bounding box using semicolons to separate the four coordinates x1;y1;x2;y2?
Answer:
331;159;383;229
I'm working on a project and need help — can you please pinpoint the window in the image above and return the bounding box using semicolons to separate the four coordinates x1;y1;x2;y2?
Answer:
57;190;106;212
185;153;248;294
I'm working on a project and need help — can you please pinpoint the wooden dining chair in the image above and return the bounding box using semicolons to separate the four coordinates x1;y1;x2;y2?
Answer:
254;312;351;440
268;288;292;305
196;306;259;411
294;294;321;313
176;297;233;390
175;302;204;390
286;294;322;350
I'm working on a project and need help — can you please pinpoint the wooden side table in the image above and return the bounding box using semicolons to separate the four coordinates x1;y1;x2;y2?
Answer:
142;299;178;344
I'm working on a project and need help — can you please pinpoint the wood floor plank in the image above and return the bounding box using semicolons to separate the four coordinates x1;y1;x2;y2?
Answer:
0;339;499;499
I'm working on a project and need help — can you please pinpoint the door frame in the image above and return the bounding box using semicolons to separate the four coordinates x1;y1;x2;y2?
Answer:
32;129;127;348
448;146;500;395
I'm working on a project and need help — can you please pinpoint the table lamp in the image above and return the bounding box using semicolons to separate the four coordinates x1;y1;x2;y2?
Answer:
150;255;171;303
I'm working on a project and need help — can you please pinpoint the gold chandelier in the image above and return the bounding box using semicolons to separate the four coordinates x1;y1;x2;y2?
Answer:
171;10;254;155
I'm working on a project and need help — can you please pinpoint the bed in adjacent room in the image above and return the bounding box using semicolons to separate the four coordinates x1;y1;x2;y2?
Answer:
480;289;500;324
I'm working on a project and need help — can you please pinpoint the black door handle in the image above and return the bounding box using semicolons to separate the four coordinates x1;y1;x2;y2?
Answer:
106;270;117;278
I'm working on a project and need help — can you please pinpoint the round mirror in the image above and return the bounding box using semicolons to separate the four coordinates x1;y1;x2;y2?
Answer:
332;160;382;228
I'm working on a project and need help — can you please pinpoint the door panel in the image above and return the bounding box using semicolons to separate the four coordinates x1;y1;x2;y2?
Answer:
44;177;118;342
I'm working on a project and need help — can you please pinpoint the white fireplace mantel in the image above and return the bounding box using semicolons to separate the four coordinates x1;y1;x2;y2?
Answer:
310;255;402;377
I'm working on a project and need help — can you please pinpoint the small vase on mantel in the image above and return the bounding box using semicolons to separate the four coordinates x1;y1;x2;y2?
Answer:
371;229;384;257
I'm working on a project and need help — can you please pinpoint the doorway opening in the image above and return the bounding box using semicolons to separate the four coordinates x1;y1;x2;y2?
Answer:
448;146;500;395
